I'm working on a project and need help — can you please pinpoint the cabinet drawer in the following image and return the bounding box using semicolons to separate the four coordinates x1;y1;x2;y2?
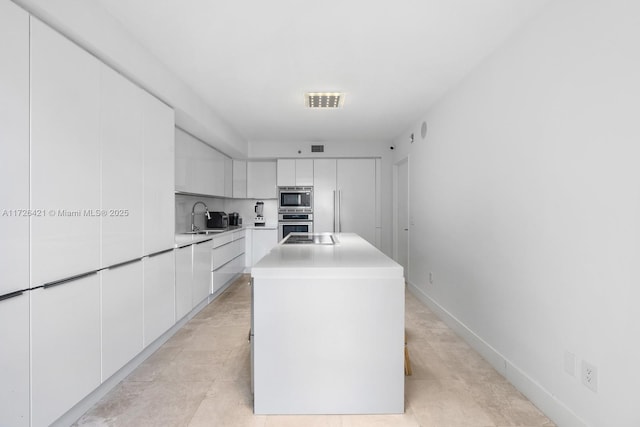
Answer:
212;239;245;270
212;233;233;248
212;254;244;293
232;229;246;240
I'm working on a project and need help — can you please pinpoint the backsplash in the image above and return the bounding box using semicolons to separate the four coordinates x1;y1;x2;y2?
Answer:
175;195;278;233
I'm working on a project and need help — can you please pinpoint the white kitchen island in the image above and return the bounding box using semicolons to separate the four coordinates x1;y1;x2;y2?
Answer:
251;233;405;415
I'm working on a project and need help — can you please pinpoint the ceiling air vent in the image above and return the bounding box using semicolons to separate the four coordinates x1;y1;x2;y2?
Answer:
305;92;344;109
311;144;325;153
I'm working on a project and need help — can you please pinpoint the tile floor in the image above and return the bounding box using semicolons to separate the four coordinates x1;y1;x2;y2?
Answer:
75;275;555;427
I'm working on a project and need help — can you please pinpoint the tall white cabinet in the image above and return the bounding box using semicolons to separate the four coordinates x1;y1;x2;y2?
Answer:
0;4;30;424
313;159;378;246
100;66;144;265
30;18;101;286
143;93;175;254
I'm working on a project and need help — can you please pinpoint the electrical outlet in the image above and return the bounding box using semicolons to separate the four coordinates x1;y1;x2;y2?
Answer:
429;272;434;284
581;360;598;392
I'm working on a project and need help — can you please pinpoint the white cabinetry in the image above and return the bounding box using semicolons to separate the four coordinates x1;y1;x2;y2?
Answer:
175;245;193;320
142;92;175;254
212;230;245;293
193;239;213;306
277;158;313;186
225;156;234;197
251;228;278;266
31;274;101;427
143;252;175;346
30;18;101;286
233;160;247;198
100;66;144;266
313;159;378;245
0;0;29;297
247;161;277;199
0;292;29;427
101;261;144;380
175;128;229;197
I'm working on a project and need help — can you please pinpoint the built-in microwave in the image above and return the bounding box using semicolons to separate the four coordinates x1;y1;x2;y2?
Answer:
277;186;313;213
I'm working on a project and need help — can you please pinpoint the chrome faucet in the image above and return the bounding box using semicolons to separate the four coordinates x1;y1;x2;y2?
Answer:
191;201;210;232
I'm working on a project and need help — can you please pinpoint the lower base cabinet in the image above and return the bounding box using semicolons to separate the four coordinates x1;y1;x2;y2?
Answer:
31;274;101;427
101;262;144;380
0;292;30;427
193;239;213;306
143;252;175;346
251;229;278;266
175;245;193;320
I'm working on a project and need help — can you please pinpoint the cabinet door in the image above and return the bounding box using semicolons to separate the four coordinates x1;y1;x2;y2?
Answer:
313;159;337;233
30;18;101;286
233;160;247;198
296;159;314;185
174;128;191;192
224;156;234;197
0;292;29;427
251;229;278;266
101;261;144;380
142;92;175;254
143;252;175;346
277;159;296;186
175;246;193;320
247;161;277;199
211;148;226;197
193;240;212;306
337;159;376;245
31;274;101;427
100;65;144;266
0;0;29;296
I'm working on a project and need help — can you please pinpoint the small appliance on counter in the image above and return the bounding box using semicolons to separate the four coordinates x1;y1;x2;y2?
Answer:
206;211;228;229
229;212;241;226
254;201;265;226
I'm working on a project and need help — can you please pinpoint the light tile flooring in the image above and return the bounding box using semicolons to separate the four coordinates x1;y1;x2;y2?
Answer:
75;275;554;427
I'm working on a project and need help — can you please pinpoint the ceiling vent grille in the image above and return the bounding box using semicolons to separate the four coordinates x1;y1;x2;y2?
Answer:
311;144;325;153
305;92;344;108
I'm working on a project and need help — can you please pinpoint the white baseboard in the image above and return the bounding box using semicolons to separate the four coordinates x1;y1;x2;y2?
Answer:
406;281;587;427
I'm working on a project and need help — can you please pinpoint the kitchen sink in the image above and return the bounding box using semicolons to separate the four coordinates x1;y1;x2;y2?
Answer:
184;229;227;235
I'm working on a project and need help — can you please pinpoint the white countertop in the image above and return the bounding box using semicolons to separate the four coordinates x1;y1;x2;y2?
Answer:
252;233;403;278
174;226;246;248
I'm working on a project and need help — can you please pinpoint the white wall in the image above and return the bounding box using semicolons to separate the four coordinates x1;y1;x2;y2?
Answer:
13;0;248;158
249;140;394;256
393;1;640;426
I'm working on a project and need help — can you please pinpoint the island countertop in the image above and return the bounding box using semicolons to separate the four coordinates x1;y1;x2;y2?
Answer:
252;233;403;278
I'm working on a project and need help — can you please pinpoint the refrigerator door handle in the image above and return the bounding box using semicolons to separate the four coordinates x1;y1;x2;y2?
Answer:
338;190;342;232
333;190;337;232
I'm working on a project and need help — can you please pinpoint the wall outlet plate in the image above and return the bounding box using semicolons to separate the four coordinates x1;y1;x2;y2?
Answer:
581;360;598;392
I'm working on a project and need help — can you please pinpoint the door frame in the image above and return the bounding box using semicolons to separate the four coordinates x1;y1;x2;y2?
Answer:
392;156;409;279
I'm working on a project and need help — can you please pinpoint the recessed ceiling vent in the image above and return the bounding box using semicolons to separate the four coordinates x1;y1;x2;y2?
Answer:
305;92;344;108
311;144;325;153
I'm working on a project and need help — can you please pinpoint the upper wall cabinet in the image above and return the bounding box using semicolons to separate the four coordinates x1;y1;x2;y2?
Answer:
233;160;247;198
175;128;230;198
247;161;277;199
30;18;102;286
277;159;313;186
0;0;29;298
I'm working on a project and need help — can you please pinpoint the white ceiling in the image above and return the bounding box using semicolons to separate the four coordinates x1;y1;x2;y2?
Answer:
92;0;549;145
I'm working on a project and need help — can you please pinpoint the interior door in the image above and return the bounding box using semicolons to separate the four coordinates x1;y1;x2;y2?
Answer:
396;158;409;279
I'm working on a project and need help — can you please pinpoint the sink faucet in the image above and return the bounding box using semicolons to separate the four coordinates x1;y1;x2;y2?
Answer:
191;201;210;232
